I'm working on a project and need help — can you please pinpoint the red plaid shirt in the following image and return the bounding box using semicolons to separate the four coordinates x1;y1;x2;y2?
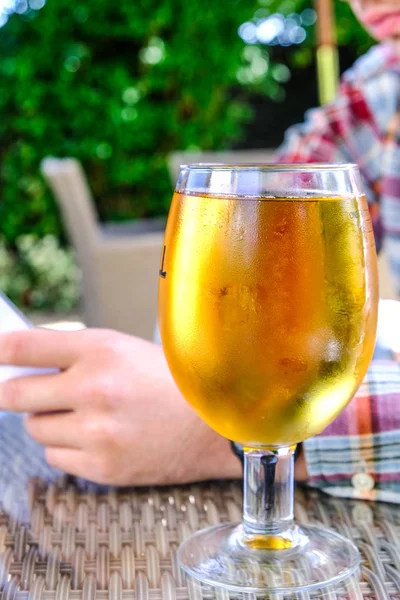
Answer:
277;43;400;501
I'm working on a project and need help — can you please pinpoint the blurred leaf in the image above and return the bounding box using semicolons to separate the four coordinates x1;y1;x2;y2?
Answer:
0;0;269;246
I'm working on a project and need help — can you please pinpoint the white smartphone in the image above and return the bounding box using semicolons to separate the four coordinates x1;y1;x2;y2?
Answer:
0;292;58;382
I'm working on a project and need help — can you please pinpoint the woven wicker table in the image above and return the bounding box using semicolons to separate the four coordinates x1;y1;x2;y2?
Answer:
0;415;398;600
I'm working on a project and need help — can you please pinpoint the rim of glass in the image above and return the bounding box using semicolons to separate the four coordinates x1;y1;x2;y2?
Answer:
180;162;358;172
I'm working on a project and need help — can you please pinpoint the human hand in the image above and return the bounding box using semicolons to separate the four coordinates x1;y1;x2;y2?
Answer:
0;329;242;486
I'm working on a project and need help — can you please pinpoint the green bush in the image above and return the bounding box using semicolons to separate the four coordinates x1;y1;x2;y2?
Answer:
0;234;81;311
0;0;276;245
0;0;374;245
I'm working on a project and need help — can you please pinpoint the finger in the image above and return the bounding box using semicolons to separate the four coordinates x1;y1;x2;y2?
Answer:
0;329;85;369
25;411;83;449
0;372;73;413
45;447;112;484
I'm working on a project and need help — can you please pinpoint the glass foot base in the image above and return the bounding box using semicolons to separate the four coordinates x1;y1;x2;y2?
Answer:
178;523;360;593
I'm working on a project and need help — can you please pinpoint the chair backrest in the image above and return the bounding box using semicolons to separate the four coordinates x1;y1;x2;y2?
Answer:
168;149;275;186
41;158;99;256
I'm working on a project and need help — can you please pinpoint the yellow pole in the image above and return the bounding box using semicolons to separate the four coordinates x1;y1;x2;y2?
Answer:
315;0;339;104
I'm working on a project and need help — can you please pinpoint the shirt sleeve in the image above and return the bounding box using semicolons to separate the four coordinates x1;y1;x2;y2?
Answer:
303;358;400;503
302;298;400;503
276;79;383;252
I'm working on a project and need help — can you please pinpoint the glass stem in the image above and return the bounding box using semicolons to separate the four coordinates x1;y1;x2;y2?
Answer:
243;446;295;538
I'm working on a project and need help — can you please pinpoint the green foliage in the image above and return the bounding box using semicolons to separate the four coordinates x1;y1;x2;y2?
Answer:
0;235;81;311
0;0;272;245
0;0;375;245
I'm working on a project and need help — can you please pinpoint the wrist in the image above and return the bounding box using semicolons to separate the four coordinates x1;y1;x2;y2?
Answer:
192;426;243;482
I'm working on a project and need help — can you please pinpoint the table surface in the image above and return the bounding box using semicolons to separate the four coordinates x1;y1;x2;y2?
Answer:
0;299;400;600
0;413;398;600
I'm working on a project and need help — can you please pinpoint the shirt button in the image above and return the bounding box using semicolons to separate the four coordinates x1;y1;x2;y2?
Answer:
351;472;375;492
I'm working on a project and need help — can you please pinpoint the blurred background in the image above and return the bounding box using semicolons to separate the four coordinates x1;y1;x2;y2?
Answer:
0;0;374;336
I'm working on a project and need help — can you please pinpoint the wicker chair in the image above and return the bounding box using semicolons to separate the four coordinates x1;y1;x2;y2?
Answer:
41;158;165;340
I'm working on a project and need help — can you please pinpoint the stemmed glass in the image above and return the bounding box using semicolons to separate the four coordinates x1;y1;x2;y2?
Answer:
158;164;378;592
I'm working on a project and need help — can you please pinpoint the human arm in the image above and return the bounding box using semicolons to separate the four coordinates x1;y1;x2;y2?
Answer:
276;103;400;499
302;357;400;502
0;328;243;486
275;74;385;253
274;57;400;497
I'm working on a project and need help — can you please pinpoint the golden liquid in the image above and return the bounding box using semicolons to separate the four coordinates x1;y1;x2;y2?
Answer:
159;192;378;446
